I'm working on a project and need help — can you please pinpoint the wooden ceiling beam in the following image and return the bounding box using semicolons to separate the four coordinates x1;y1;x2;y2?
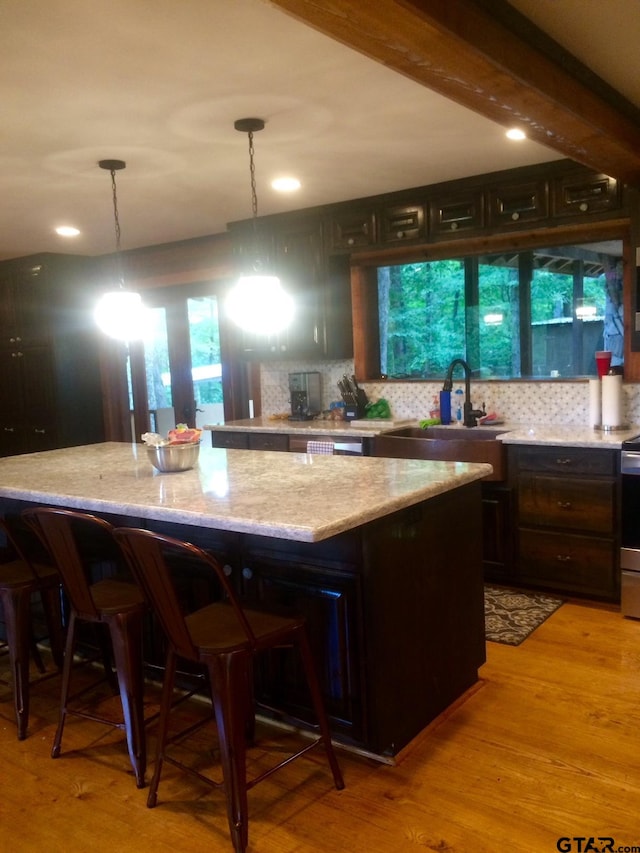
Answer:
267;0;640;185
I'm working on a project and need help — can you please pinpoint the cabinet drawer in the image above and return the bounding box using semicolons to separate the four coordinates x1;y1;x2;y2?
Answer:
211;431;249;450
517;528;617;598
327;208;376;251
248;432;289;452
518;473;615;533
514;446;617;476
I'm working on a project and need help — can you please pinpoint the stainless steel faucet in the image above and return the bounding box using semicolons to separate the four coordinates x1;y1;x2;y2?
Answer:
443;358;484;427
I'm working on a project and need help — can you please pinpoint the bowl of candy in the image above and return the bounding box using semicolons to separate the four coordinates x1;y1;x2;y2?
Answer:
142;426;202;472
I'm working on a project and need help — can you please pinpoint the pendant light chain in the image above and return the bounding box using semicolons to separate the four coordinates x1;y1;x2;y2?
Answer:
247;130;259;219
109;167;122;252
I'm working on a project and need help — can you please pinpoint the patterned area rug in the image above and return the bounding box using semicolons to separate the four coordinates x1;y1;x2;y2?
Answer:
484;586;564;646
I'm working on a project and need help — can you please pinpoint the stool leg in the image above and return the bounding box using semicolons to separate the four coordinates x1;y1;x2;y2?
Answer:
51;609;78;758
1;586;32;740
108;609;146;788
295;626;344;790
147;650;177;809
209;651;250;853
40;582;65;670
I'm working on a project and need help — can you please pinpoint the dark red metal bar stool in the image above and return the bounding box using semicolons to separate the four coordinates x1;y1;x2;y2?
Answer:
23;507;148;788
113;526;344;853
0;517;65;739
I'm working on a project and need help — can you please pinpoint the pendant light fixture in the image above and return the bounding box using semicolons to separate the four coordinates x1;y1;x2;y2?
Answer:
94;159;148;341
226;118;294;335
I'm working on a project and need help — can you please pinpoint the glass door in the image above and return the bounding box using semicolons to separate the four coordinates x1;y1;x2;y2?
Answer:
140;286;225;437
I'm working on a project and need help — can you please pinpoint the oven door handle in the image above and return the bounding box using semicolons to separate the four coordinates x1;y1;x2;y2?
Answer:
621;450;640;473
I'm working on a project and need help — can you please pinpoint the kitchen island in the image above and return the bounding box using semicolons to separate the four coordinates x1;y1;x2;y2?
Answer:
0;442;491;760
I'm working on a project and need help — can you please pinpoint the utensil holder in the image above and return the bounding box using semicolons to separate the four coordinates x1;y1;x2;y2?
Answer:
344;389;369;420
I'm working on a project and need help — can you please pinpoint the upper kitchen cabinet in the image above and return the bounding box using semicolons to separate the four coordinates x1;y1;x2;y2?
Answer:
551;169;622;219
0;260;52;347
428;187;485;238
228;214;353;360
487;178;549;229
0;254;105;457
379;203;426;245
326;207;376;252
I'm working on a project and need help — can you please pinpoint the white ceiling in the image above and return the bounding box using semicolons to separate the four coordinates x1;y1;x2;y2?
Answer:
1;0;638;261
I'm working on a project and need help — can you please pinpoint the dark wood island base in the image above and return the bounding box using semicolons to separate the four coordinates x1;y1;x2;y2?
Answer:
0;443;488;760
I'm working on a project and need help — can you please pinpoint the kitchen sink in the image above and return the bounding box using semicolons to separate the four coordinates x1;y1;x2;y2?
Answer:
373;426;507;481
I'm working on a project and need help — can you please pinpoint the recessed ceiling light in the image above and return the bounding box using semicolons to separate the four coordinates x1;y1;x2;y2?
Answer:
505;128;526;141
55;225;80;237
271;177;301;192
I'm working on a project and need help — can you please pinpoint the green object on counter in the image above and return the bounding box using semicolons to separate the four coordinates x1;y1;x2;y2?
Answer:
419;417;441;428
365;398;391;419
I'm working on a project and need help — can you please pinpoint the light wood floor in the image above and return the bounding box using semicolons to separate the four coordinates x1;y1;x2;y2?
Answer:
1;599;640;853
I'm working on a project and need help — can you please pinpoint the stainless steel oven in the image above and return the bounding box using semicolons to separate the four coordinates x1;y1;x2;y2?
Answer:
620;437;640;617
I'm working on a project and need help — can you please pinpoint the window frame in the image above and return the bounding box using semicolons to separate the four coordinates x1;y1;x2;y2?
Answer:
351;222;631;382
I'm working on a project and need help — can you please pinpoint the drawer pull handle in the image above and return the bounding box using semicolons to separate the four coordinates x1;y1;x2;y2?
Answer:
557;501;572;510
242;567;253;580
555;458;572;465
556;555;572;562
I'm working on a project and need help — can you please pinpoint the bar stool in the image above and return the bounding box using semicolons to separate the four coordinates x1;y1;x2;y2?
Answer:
0;517;65;739
22;507;148;788
113;526;344;853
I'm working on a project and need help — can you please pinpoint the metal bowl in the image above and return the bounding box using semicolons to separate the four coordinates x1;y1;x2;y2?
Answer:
146;442;200;473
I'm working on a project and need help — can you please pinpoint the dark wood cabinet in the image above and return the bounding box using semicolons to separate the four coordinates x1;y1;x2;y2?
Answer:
326;207;376;252
551;170;621;218
228;215;353;360
0;254;105;457
239;538;363;741
428;188;484;237
487;178;549;228
509;445;620;601
379;203;426;244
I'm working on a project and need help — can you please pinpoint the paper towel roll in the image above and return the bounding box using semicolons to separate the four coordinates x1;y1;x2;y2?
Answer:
589;378;601;427
601;373;623;427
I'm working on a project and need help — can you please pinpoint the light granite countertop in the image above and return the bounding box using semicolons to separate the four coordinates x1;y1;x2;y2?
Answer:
206;417;640;448
203;416;414;437
0;442;491;543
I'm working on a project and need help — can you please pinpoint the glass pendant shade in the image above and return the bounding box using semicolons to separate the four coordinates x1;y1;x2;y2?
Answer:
94;289;149;341
227;274;294;335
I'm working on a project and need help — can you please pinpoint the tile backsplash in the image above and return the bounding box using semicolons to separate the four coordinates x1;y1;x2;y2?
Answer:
259;359;640;427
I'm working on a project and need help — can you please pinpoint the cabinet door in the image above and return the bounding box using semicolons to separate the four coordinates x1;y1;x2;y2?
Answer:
428;189;484;237
273;218;325;358
0;346;57;455
379;203;426;244
0;263;51;347
240;554;363;740
552;171;621;218
327;207;376;252
487;179;549;228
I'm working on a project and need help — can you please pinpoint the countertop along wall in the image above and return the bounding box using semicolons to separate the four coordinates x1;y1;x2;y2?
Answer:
258;360;640;428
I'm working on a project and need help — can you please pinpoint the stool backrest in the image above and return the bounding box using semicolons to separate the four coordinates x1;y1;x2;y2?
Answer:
22;508;120;620
113;527;256;660
0;517;52;580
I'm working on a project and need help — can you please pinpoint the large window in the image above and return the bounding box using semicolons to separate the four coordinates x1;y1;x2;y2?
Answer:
377;241;623;380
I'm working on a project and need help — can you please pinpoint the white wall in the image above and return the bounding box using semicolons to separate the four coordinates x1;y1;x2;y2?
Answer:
260;359;640;427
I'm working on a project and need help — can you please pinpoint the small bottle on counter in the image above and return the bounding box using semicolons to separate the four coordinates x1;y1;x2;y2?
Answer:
453;388;464;423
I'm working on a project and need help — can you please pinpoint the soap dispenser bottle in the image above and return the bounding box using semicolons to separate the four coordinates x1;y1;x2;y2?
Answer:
453;388;464;424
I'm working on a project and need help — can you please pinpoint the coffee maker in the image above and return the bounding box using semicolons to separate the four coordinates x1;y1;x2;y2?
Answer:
288;371;322;420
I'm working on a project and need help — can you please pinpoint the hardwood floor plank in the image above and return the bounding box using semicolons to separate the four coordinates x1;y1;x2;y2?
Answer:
1;600;639;852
